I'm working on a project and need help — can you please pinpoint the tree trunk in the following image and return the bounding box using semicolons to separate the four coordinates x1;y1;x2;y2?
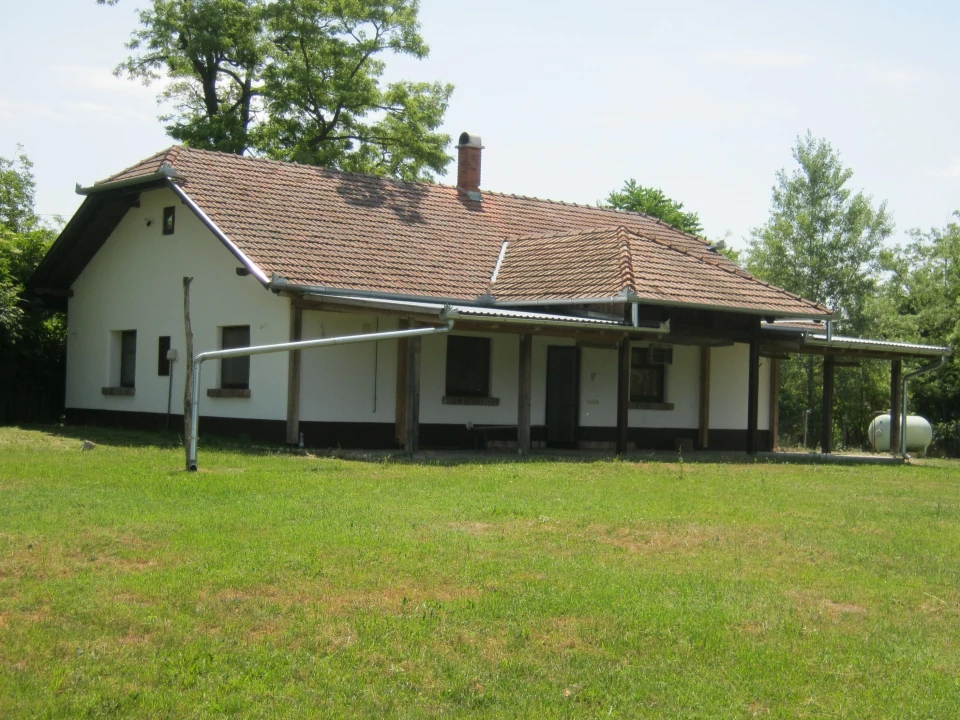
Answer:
183;277;195;471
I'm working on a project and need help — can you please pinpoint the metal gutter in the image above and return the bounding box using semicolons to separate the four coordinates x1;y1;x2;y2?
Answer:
76;165;183;195
900;355;950;457
490;241;509;283
803;334;951;357
271;277;493;308
187;321;454;470
444;307;670;334
168;181;270;284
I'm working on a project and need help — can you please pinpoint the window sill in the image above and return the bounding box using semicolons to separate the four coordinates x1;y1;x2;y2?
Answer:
207;388;251;399
102;386;135;396
629;401;674;411
442;396;500;407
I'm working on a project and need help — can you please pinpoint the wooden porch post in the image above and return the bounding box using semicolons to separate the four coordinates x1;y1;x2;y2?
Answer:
890;358;902;454
518;334;533;455
698;346;710;449
746;339;760;455
768;357;781;451
821;355;835;454
285;302;303;445
405;328;422;454
394;319;409;445
616;337;630;455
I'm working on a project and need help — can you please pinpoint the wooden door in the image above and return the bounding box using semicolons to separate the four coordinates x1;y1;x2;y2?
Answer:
546;346;580;447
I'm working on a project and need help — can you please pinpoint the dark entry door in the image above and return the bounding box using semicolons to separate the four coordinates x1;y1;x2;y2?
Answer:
546;346;580;447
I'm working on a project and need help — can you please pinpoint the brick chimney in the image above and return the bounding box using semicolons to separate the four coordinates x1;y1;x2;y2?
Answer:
456;132;484;200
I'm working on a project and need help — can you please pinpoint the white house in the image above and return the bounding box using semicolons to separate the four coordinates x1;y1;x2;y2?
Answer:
28;134;951;454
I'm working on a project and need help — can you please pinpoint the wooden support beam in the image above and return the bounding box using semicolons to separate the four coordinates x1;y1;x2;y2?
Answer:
395;319;409;445
285;302;303;445
616;337;630;455
746;339;760;455
404;330;422;454
890;359;902;454
821;355;835;454
517;334;533;455
769;357;780;451
698;346;710;449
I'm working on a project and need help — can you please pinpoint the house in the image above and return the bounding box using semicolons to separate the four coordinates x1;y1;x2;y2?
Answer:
28;133;951;455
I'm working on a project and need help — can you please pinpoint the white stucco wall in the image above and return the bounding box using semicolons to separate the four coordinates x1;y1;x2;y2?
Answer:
66;187;289;420
708;343;770;430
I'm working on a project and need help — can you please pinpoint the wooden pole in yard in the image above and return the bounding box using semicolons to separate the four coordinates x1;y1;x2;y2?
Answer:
698;346;711;449
616;337;630;455
889;359;902;455
182;277;194;471
768;358;781;451
518;334;533;455
286;301;303;446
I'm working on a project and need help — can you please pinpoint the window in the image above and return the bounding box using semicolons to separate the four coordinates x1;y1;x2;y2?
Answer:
445;336;491;398
162;206;175;235
630;347;667;404
220;325;250;389
120;330;137;388
158;336;171;376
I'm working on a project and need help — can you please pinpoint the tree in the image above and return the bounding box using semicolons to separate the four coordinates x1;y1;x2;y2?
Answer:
102;0;454;181
602;180;704;236
0;148;65;419
746;132;892;334
746;132;893;449
876;215;960;451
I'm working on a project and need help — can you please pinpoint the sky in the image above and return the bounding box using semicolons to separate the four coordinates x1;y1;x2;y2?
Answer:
2;0;959;249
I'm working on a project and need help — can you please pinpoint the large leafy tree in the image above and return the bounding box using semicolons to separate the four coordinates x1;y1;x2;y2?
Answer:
746;133;893;449
746;132;892;334
876;216;960;449
101;0;453;180
602;179;704;236
0;148;65;412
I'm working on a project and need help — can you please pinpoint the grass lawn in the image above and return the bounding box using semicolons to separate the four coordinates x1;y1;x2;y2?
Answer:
1;426;959;718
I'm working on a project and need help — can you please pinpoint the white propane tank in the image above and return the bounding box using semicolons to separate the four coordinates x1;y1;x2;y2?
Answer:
868;414;933;453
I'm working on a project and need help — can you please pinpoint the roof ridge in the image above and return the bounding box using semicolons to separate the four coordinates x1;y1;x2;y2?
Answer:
172;145;463;193
96;146;180;185
614;226;638;294
629;230;831;314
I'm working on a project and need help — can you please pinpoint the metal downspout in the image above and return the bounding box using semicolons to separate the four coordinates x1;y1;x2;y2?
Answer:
187;321;454;470
900;355;948;458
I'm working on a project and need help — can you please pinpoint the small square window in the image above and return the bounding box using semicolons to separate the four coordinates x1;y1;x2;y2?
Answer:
445;336;491;398
221;325;250;390
120;330;137;388
162;206;175;235
158;336;171;376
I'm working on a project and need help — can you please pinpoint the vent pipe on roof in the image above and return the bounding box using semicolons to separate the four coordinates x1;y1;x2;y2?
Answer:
457;132;484;201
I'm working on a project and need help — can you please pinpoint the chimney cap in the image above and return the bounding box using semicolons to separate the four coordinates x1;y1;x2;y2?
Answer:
457;131;484;149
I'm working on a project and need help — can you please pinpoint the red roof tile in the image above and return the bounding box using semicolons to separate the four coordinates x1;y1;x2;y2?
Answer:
95;146;830;317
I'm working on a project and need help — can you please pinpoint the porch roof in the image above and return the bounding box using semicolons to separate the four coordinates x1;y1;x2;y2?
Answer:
761;320;952;359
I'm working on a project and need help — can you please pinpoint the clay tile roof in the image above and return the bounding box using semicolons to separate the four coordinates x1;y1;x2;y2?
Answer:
94;146;830;317
491;226;831;315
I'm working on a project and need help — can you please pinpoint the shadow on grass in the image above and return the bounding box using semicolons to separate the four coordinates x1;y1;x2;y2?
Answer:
9;423;931;469
14;423;283;457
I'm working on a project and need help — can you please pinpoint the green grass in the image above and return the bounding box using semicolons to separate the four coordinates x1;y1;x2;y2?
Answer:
1;426;959;718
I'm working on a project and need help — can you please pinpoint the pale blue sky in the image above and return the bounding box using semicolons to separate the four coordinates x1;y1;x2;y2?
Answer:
2;0;959;248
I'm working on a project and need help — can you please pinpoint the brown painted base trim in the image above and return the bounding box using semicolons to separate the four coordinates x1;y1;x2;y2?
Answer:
65;408;769;453
101;387;135;396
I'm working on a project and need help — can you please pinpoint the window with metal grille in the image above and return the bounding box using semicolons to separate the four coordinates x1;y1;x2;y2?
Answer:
158;336;171;376
630;347;667;404
220;326;250;389
445;336;491;398
120;330;137;388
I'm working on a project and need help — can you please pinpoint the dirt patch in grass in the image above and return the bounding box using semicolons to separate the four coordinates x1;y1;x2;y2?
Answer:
448;521;496;535
593;523;770;556
0;533;163;581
